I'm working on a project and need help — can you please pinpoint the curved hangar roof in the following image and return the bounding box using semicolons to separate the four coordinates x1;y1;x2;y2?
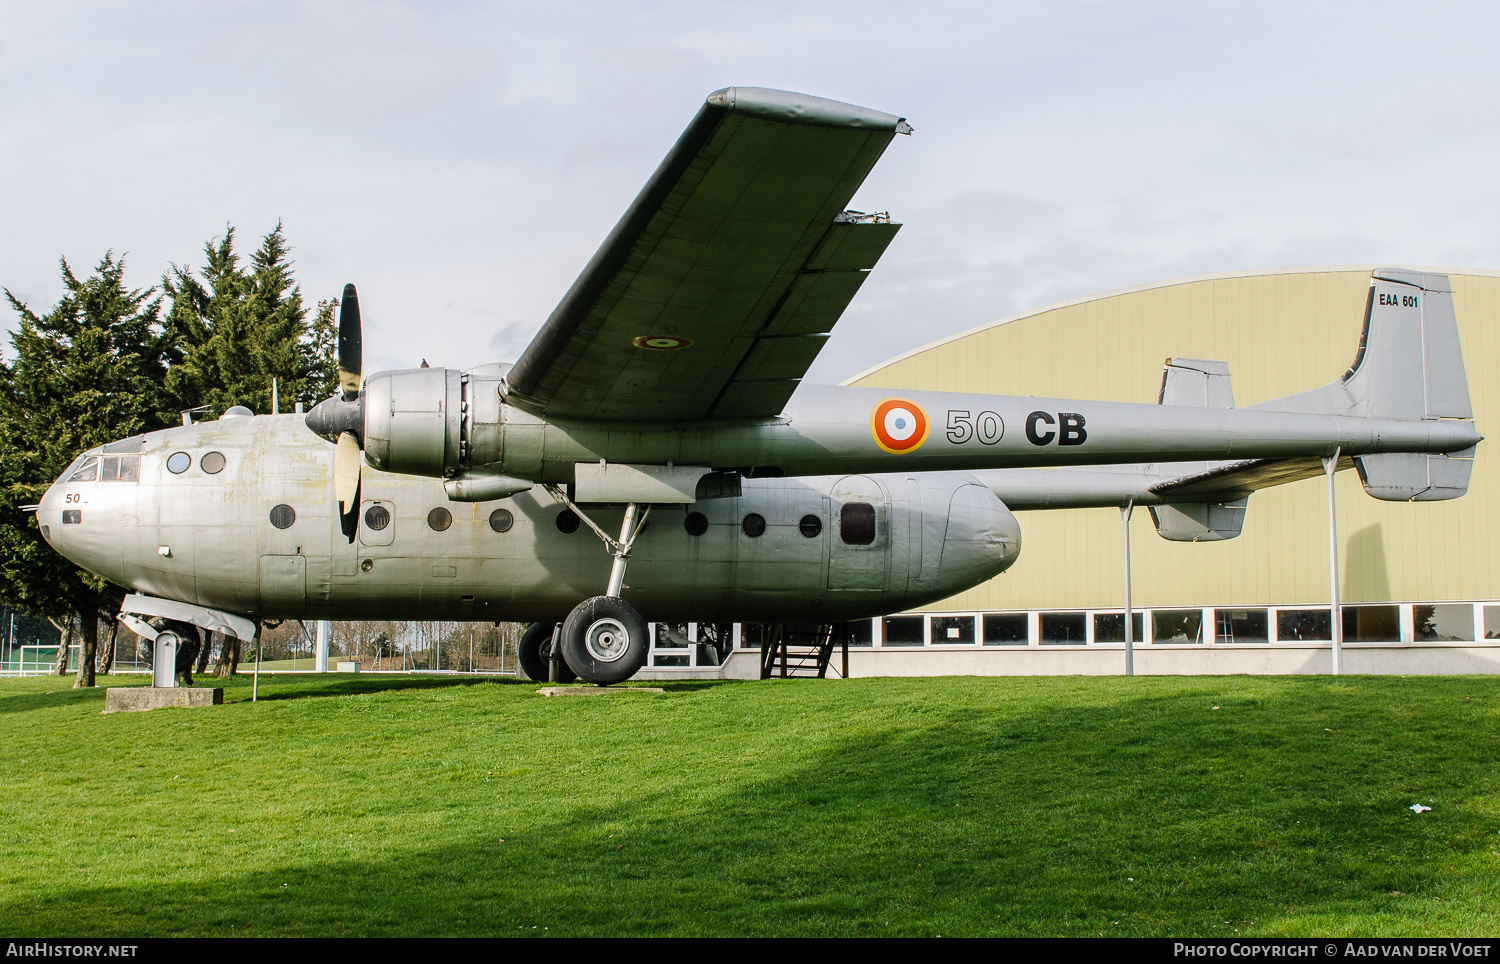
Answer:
848;265;1500;613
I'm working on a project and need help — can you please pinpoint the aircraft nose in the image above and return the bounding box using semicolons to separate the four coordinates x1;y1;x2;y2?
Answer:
36;471;70;548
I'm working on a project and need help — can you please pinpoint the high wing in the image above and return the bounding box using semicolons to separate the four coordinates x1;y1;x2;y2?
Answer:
503;87;910;422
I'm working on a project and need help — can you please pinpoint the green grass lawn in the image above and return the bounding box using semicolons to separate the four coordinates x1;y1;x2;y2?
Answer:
1;672;1497;937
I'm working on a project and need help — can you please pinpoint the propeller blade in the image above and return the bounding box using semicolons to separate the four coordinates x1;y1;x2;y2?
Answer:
335;431;362;512
339;473;361;545
338;283;362;399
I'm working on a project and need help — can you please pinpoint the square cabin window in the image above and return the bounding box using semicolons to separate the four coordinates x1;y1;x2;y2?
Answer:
1414;604;1475;642
982;613;1028;646
1039;612;1085;645
883;616;925;647
931;616;975;645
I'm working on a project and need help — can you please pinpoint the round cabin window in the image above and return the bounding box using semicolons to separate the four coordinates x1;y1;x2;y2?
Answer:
427;507;452;531
684;512;708;536
488;508;513;533
269;504;296;529
166;452;191;474
364;505;391;530
742;513;766;538
556;510;580;534
200;451;226;474
799;514;822;538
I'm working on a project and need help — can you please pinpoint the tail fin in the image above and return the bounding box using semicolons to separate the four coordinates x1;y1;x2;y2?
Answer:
1251;269;1475;501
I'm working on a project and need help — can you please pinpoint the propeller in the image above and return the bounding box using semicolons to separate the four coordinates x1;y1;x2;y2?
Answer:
306;284;365;543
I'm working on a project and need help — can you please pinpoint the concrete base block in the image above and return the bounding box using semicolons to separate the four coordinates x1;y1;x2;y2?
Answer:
535;686;664;697
104;686;224;714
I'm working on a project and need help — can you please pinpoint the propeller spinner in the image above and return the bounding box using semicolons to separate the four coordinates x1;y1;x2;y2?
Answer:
305;284;365;542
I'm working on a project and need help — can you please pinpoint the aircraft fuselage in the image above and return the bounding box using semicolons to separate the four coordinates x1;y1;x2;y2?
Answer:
37;414;1021;625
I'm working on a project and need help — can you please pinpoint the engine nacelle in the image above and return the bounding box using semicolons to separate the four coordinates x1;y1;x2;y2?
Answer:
362;368;464;477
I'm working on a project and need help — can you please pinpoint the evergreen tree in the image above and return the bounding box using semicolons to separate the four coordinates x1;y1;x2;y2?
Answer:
163;223;337;416
0;254;174;687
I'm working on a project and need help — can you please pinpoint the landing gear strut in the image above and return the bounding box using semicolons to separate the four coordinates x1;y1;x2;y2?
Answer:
545;488;653;686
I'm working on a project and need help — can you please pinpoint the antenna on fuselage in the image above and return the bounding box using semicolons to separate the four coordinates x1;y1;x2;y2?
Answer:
180;405;211;427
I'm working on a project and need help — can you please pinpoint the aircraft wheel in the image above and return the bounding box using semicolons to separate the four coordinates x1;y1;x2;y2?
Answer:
559;596;649;686
517;622;575;684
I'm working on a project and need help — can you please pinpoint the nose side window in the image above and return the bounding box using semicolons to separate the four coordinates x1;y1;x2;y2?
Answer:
64;457;98;482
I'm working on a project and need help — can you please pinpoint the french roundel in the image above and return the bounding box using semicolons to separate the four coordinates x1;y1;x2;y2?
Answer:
870;398;930;454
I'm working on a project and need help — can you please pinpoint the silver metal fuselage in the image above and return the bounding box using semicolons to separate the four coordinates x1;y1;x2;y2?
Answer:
36;415;1022;625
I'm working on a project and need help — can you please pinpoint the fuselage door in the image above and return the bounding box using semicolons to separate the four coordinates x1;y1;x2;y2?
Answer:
828;475;888;590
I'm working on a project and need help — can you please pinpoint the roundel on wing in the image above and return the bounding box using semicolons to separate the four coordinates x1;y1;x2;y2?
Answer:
870;398;930;454
632;334;693;350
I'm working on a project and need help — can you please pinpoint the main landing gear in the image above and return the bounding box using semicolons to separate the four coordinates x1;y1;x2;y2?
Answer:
543;489;653;686
517;621;576;684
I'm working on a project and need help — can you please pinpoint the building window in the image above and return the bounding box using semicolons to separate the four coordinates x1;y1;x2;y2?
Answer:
1342;605;1400;642
1040;612;1085;645
1414;604;1475;641
883;616;924;646
931;615;975;644
1277;609;1331;641
1153;610;1203;644
983;613;1028;645
1215;609;1268;644
1094;612;1145;644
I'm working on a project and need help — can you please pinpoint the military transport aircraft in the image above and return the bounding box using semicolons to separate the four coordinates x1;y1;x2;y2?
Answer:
34;88;1480;685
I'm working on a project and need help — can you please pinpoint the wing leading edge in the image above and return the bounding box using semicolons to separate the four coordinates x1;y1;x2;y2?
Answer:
505;87;910;422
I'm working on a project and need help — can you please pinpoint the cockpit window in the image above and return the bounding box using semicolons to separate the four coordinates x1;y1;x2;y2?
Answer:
103;437;144;454
100;456;140;482
64;457;98;482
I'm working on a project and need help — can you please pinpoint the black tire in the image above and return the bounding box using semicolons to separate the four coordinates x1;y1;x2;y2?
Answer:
517;622;575;684
559;596;649;686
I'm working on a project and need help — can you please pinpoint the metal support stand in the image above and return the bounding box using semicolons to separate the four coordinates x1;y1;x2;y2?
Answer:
548;625;562;683
252;630;261;702
1323;451;1342;676
1122;500;1135;677
152;632;177;688
315;620;329;673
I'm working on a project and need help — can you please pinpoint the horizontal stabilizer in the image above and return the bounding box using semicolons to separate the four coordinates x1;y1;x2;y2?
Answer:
1355;447;1475;502
1148;499;1248;542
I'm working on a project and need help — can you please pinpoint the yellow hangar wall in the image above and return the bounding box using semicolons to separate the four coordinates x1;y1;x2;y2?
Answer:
849;266;1500;614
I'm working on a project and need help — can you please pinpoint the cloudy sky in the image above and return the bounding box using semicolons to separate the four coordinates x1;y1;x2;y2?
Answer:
4;1;1499;385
